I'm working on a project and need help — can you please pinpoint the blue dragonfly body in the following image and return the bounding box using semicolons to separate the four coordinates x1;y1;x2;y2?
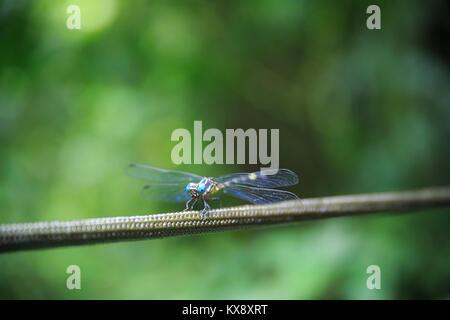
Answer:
127;164;299;218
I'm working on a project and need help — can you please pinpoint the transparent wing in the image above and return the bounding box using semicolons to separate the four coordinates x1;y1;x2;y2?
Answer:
141;183;191;203
216;169;299;188
223;184;299;204
127;164;202;183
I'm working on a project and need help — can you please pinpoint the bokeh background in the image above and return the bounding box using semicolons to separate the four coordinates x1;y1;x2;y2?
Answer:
0;0;449;299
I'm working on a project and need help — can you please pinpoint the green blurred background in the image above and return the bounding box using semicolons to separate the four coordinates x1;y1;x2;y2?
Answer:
0;0;449;299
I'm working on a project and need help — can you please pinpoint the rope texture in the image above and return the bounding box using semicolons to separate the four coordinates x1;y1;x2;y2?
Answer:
1;186;449;253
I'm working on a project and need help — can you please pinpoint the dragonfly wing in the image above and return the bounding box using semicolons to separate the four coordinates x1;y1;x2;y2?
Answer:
127;164;202;183
141;183;192;203
216;169;299;188
223;184;299;204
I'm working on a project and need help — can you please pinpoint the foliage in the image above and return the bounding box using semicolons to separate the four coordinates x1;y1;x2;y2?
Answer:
0;0;449;299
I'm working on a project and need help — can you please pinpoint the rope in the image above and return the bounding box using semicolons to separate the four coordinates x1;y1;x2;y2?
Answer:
1;186;449;253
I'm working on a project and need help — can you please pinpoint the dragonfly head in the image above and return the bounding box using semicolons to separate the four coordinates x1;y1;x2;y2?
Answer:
186;183;199;198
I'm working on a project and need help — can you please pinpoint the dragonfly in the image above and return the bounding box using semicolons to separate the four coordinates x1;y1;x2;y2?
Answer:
127;164;299;218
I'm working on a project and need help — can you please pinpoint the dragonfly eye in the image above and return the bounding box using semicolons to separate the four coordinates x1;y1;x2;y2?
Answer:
198;183;206;194
186;183;195;193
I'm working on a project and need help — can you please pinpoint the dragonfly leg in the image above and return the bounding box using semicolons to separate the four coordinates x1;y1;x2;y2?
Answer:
184;199;191;211
189;198;198;210
200;199;211;220
184;198;196;211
